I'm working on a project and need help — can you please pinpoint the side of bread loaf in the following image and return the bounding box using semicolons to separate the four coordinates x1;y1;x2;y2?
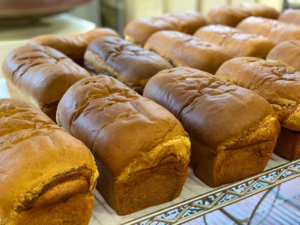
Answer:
144;31;232;74
2;45;91;121
237;17;300;45
278;9;300;25
215;57;300;131
207;3;279;26
0;99;98;225
84;36;172;94
28;28;119;64
56;75;191;215
144;67;280;187
124;10;208;46
267;40;300;71
194;25;275;58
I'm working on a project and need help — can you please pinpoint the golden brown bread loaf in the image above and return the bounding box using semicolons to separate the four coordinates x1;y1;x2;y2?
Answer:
194;25;275;58
2;45;91;122
207;3;279;27
216;57;300;132
278;9;300;25
28;28;119;65
267;40;300;71
0;98;98;225
124;10;208;46
144;67;280;187
56;75;191;215
274;128;300;160
84;36;172;94
237;17;300;45
144;31;232;74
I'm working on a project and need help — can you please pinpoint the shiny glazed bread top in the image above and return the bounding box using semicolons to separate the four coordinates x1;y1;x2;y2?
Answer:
28;28;120;58
85;36;172;84
0;99;98;225
57;76;190;180
267;40;300;71
278;9;300;25
143;67;279;153
2;45;90;107
207;3;279;27
124;10;208;46
237;17;300;45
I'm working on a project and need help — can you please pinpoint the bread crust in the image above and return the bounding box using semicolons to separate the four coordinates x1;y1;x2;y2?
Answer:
144;31;232;74
278;9;300;25
2;45;90;121
56;75;191;215
194;25;275;58
124;10;208;46
0;99;98;225
237;17;300;45
207;3;279;27
144;67;280;187
267;40;300;71
28;28;119;65
84;36;172;94
216;57;300;132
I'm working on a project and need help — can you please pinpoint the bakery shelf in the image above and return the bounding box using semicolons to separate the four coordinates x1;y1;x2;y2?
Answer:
0;79;299;225
90;155;300;225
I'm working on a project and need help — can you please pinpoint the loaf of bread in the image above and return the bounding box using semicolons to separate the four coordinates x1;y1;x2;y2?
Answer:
144;67;280;187
278;9;300;25
274;127;300;160
84;36;172;94
216;57;300;132
207;3;279;27
0;98;98;225
237;17;300;45
144;31;232;74
28;28;119;65
267;40;300;71
56;75;191;215
194;25;275;58
2;45;91;121
124;10;208;46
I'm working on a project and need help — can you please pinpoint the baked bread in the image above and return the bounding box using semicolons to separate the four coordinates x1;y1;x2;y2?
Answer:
144;67;280;187
274;127;300;160
207;3;279;27
56;75;191;215
28;28;119;65
237;17;300;45
194;25;275;58
267;40;300;71
2;45;91;122
84;36;172;94
216;57;300;131
144;31;232;74
124;10;208;46
278;9;300;25
0;98;98;225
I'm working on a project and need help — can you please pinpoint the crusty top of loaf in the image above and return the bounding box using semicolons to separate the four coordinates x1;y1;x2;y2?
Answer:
57;75;190;180
267;40;300;71
0;99;98;224
216;57;300;106
237;16;300;45
144;30;232;74
208;3;279;27
278;9;300;25
194;25;275;58
86;36;172;84
124;10;208;46
143;67;277;153
2;45;90;107
28;28;119;58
